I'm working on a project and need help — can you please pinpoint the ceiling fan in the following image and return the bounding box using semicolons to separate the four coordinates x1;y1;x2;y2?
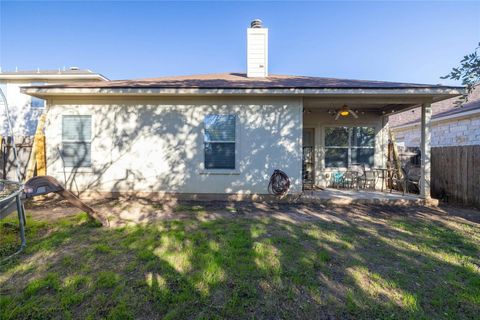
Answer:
334;104;359;120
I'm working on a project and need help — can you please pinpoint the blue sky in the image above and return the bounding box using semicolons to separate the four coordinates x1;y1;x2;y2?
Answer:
0;1;479;85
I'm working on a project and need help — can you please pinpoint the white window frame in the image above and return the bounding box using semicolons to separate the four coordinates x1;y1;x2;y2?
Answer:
324;126;376;169
201;114;240;175
61;114;93;169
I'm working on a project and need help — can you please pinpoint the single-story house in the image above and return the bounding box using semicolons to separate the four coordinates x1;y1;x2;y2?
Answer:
390;85;480;148
21;20;464;200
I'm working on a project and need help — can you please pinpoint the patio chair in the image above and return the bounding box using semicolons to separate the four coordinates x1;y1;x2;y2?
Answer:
402;164;421;194
331;171;344;189
342;170;358;189
389;167;406;195
357;164;377;190
349;164;364;190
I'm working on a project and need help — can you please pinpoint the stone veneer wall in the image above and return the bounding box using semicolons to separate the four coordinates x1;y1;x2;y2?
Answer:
392;114;480;147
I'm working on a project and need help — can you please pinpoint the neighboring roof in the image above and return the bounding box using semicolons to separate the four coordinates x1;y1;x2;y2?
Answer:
1;69;95;75
24;72;461;90
390;84;480;127
434;99;480;118
0;68;108;81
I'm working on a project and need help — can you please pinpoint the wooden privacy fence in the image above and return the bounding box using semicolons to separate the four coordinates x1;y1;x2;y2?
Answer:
431;146;480;208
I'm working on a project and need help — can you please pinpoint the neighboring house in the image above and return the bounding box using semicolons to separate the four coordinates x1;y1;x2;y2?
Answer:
22;21;464;199
0;68;107;136
390;85;480;148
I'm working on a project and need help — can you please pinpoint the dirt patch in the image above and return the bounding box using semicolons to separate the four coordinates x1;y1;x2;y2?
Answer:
24;197;480;228
24;198;84;221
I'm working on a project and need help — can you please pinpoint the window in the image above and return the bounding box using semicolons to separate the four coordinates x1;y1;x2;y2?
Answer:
31;82;45;108
325;127;349;168
325;126;375;168
61;115;92;167
31;97;45;108
204;115;236;169
350;127;375;167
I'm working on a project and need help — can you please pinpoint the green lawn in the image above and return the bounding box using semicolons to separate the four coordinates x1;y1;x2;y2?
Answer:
0;202;479;319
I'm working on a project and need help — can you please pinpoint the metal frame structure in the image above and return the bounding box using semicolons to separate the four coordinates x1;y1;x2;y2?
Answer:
0;180;26;257
0;87;27;260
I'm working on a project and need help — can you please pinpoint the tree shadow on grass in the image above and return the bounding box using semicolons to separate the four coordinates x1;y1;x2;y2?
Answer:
0;204;479;319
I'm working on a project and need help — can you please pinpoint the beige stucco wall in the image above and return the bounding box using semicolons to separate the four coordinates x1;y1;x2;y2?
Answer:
303;110;388;188
45;96;303;196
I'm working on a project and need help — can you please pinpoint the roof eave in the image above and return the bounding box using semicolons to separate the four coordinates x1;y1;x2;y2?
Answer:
21;87;466;100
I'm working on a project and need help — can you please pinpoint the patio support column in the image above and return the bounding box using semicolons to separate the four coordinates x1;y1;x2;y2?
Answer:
420;102;432;199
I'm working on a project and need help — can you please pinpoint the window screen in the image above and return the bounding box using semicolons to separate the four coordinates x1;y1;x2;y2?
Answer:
61;115;92;167
204;115;235;169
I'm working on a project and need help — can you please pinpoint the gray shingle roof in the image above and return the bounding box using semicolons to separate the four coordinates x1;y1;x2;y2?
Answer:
26;72;462;90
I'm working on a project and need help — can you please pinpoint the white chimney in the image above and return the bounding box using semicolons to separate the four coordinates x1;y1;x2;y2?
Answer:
247;19;268;78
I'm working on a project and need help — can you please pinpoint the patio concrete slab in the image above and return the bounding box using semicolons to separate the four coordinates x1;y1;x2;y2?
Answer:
299;188;438;206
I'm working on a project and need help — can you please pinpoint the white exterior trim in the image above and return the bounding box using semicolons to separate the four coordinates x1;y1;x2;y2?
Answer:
1;74;108;81
22;87;465;98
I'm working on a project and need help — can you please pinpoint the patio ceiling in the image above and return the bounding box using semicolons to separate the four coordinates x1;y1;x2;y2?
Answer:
303;97;438;116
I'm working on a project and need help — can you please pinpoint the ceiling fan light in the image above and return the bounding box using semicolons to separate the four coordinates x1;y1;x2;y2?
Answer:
338;104;350;117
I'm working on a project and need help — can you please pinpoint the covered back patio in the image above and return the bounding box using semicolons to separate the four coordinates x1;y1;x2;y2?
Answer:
300;91;462;201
